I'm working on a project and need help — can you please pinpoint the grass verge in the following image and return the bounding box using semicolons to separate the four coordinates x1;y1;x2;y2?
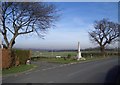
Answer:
2;64;36;76
32;56;114;64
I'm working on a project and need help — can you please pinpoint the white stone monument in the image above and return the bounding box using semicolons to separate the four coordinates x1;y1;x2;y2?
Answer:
77;42;82;60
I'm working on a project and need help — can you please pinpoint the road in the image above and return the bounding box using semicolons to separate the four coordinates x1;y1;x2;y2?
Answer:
2;57;119;83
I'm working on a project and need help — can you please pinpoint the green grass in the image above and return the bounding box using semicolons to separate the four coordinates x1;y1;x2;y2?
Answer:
2;64;36;76
38;58;78;64
32;56;112;64
31;50;119;58
31;50;118;64
32;51;77;58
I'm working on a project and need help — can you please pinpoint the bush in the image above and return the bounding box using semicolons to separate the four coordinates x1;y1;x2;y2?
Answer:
81;52;118;58
67;54;71;59
13;49;31;65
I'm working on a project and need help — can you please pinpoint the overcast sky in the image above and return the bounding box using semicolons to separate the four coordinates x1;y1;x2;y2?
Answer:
14;2;118;50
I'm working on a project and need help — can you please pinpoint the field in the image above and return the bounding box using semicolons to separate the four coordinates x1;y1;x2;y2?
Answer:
31;50;119;58
31;51;77;58
31;50;119;64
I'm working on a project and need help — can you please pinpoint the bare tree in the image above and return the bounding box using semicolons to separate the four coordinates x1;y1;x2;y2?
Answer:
88;18;119;54
0;2;58;49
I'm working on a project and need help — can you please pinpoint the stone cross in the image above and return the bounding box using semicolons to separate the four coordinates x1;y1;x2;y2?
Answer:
77;42;82;60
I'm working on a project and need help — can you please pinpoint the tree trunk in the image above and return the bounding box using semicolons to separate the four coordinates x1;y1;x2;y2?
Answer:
5;34;18;67
8;43;13;49
8;35;17;49
100;45;106;56
7;48;16;67
7;37;16;67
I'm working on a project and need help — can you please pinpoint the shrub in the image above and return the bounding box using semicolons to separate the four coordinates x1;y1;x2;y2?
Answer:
67;54;71;59
81;52;118;58
13;49;31;65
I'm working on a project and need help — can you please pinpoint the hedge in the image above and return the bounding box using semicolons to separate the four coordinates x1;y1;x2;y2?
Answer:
81;52;119;58
13;49;31;65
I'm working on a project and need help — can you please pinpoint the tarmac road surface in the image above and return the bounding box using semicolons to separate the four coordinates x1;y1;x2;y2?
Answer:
2;57;119;83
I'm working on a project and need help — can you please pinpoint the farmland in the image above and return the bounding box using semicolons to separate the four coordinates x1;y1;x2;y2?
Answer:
31;50;119;58
31;51;77;58
31;50;118;64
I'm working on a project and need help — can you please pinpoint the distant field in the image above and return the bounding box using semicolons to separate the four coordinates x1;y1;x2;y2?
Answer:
31;51;77;58
31;50;119;58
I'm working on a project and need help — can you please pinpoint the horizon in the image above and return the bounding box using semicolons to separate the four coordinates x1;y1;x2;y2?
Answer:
13;46;119;51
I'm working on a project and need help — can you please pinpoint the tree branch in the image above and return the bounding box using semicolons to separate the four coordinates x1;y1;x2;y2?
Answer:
0;28;3;34
89;32;101;45
6;27;14;34
18;29;33;35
